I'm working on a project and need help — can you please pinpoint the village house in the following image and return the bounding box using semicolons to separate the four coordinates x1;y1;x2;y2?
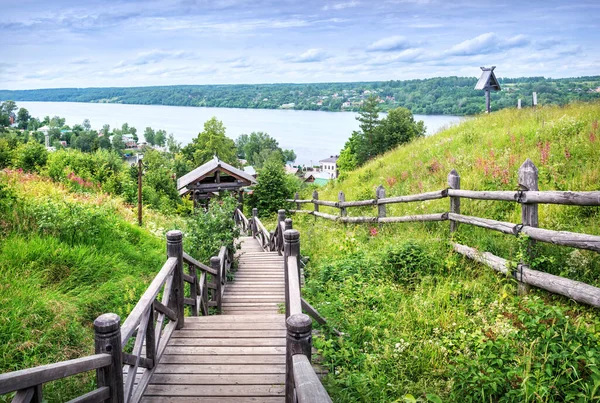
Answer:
319;155;339;179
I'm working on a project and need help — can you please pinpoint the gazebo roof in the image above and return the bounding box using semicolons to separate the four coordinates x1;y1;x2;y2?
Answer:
475;66;501;91
177;156;257;195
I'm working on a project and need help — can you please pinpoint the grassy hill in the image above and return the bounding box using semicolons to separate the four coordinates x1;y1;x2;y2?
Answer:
0;170;185;401
290;102;600;402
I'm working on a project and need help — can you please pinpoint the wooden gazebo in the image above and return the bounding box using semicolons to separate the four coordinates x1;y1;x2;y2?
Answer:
177;156;257;209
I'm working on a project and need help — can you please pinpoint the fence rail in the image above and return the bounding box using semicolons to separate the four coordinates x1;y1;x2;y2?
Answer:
287;158;600;309
0;229;233;403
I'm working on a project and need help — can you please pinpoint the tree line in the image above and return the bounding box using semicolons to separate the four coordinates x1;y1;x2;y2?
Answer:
1;75;599;116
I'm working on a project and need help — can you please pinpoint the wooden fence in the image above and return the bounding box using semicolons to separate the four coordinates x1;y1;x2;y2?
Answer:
242;208;332;403
0;231;232;403
287;159;600;308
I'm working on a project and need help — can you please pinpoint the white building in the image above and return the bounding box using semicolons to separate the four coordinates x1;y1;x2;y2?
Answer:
319;155;339;179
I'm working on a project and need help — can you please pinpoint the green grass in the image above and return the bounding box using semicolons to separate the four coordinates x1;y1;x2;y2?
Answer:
289;102;600;402
0;170;184;401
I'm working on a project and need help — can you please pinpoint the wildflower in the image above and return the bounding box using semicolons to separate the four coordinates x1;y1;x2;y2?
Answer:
369;227;378;237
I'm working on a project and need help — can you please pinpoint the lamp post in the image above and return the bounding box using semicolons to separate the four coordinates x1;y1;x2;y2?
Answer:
133;153;144;226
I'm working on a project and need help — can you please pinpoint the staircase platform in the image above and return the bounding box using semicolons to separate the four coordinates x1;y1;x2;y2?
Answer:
142;236;286;402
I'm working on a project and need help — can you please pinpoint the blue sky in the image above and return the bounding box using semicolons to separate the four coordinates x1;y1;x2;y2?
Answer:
1;0;598;89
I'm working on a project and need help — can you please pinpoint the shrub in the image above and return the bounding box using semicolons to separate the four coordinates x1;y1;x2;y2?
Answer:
13;141;47;172
383;241;433;285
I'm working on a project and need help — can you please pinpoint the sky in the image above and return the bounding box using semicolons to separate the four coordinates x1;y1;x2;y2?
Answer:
1;0;599;90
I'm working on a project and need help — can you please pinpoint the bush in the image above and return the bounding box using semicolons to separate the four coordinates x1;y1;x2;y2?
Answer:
250;157;292;216
185;194;240;263
383;241;434;285
451;297;600;402
13;141;47;172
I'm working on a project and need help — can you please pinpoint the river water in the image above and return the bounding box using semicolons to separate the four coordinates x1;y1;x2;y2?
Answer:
17;101;462;165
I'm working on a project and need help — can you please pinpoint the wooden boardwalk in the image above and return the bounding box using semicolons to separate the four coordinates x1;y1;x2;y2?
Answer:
142;236;287;402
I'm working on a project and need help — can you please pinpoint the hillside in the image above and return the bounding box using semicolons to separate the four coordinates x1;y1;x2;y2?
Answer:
1;76;599;116
0;170;185;401
290;102;600;402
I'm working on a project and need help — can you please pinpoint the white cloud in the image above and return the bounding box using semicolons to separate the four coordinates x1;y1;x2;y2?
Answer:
366;36;415;52
445;32;530;56
366;48;425;65
284;49;330;63
323;1;360;11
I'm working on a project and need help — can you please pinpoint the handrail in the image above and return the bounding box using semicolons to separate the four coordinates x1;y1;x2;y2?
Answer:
183;252;217;275
293;355;333;403
0;354;111;396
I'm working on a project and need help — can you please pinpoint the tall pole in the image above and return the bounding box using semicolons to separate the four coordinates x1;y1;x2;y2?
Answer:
485;89;491;113
138;158;142;226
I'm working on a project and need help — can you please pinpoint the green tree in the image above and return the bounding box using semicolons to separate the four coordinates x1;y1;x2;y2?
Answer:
250;156;290;216
144;127;155;145
155;130;167;147
101;124;110;136
82;119;91;131
167;133;180;153
16;108;30;130
282;149;296;163
183;117;237;166
112;133;125;153
373;107;425;155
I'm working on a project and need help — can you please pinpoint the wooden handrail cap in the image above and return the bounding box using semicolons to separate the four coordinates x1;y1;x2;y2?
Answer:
166;230;183;242
286;313;312;334
94;313;120;333
284;229;300;241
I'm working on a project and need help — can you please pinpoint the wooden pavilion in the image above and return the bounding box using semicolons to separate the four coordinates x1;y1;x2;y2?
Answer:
177;156;257;208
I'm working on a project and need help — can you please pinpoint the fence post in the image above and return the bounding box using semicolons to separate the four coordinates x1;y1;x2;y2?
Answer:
376;185;386;219
285;218;293;231
211;256;222;314
312;190;319;213
448;169;460;233
518;159;538;295
189;262;198;317
517;99;522;109
284;229;301;319
295;192;300;210
338;191;347;217
167;230;184;330
286;313;312;403
94;313;124;403
252;208;258;238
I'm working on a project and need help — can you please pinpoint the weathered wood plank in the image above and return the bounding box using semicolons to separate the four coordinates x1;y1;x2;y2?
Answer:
148;374;285;385
0;354;111;395
171;330;286;338
453;243;600;307
520;226;600;253
154;364;286;375
159;355;285;365
520;191;600;206
292;355;333;403
447;189;517;202
144;384;285;397
313;212;338;221
338;199;376;207
379;213;447;223
447;213;515;234
378;189;446;204
66;387;110;403
142;397;284;403
163;346;286;355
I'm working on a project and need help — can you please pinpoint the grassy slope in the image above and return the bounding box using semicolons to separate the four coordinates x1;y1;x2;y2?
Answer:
0;171;185;401
290;102;600;402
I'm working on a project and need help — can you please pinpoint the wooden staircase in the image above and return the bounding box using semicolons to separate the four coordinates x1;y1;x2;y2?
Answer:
141;236;287;402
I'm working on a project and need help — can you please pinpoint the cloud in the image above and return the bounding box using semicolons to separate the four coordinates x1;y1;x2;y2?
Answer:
366;48;425;65
323;2;360;11
115;50;196;68
366;36;415;52
284;49;330;63
445;32;530;56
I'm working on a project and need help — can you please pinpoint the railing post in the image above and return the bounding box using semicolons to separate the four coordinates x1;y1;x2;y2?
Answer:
284;229;300;319
285;218;293;231
189;262;198;316
237;191;244;214
295;192;300;210
277;209;286;254
376;185;386;219
312;190;319;213
211;256;222;314
448;169;460;233
286;313;312;403
252;208;258;238
167;230;184;330
338;191;347;217
518;159;538;295
94;313;124;403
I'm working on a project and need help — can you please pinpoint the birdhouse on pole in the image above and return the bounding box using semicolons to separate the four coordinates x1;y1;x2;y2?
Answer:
475;66;501;113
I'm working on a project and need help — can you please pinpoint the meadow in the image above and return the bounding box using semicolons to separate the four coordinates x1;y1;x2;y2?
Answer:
288;102;600;402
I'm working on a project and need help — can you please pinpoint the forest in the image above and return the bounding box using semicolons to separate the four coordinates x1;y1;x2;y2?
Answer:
1;75;599;115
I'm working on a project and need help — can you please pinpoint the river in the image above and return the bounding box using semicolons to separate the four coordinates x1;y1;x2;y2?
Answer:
17;102;462;165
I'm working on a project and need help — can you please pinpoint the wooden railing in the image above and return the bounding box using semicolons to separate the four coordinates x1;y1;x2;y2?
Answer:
0;230;233;403
283;228;332;403
287;159;600;308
